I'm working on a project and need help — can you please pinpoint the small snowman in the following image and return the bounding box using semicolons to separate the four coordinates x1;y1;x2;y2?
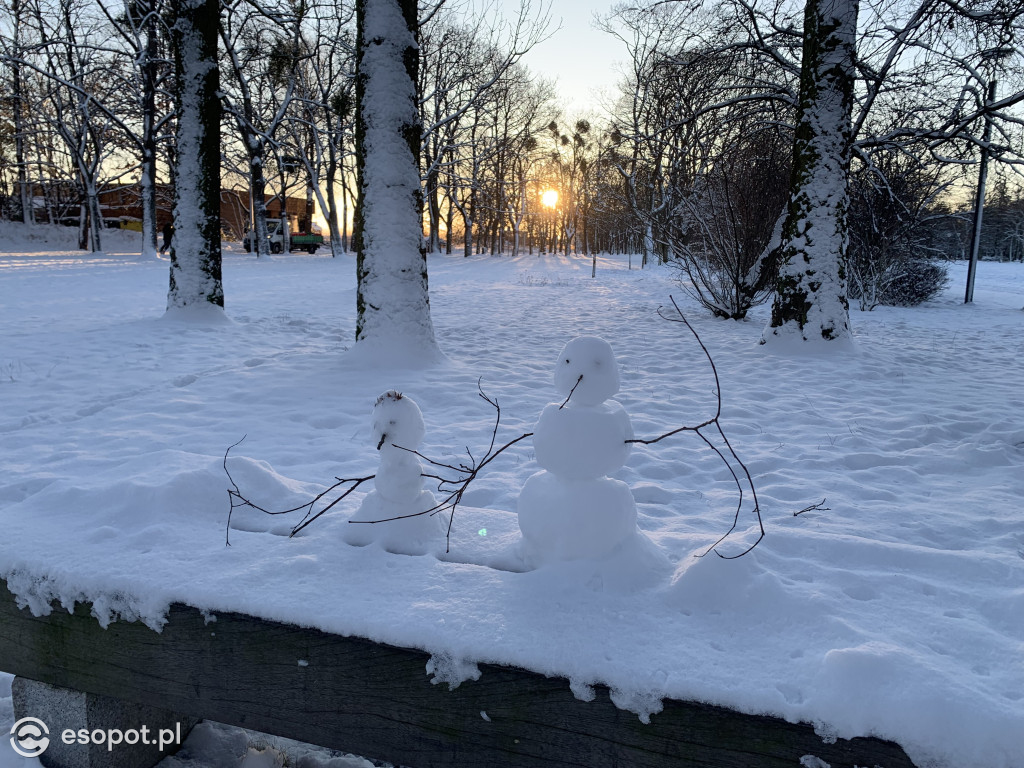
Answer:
518;336;638;565
344;391;443;554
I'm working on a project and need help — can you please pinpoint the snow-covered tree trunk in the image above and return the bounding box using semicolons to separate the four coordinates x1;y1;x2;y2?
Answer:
763;0;858;344
167;0;223;310
85;184;103;253
354;0;440;361
139;6;159;260
643;223;654;268
140;140;158;259
11;0;33;226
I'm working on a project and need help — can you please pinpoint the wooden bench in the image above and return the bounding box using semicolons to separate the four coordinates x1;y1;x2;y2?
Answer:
0;579;918;768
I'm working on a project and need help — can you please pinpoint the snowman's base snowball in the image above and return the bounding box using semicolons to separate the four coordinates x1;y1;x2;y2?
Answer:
533;401;633;480
517;471;637;565
344;490;442;555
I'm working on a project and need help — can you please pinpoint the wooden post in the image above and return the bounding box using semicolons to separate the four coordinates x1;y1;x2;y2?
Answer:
0;581;918;768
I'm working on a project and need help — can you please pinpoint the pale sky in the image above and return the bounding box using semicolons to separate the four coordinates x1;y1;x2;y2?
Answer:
496;0;627;114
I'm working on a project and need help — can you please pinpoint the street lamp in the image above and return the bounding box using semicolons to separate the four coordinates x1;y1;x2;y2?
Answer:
964;47;1012;304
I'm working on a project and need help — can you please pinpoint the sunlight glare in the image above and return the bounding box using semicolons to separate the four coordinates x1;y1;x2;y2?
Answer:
541;189;559;208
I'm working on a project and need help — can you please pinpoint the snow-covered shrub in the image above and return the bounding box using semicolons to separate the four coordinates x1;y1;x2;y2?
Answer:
846;153;950;310
848;255;950;308
879;259;950;306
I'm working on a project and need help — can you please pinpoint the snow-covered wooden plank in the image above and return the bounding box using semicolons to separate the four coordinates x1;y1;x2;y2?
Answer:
0;580;917;768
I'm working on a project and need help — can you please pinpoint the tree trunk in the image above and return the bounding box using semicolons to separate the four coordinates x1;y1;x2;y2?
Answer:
77;201;88;250
425;160;442;253
763;0;858;344
325;132;342;257
140;7;159;259
444;200;453;255
167;0;223;310
247;148;272;258
11;0;33;226
354;0;439;361
86;185;103;252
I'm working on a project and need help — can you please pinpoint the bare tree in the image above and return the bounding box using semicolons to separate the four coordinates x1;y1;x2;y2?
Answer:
17;0;126;251
219;0;308;258
417;0;552;255
1;0;34;224
606;0;1024;331
96;0;174;259
284;0;355;257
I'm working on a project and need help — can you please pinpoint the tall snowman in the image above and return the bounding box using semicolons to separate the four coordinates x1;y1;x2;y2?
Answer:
518;336;637;566
344;391;443;555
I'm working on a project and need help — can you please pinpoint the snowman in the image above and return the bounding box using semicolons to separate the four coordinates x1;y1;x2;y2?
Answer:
344;391;443;554
518;336;638;565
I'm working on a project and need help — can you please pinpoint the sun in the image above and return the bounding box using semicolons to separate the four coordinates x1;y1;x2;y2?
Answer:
541;189;559;208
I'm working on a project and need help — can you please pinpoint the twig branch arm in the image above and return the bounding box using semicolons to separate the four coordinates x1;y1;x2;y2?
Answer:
631;297;766;559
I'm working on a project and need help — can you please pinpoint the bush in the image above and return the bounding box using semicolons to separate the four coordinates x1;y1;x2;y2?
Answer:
881;259;950;306
848;258;949;308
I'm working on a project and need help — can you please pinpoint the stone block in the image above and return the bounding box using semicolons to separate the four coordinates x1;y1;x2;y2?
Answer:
11;677;196;768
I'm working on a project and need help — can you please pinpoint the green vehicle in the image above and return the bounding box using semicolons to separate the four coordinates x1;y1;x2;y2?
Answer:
243;220;324;254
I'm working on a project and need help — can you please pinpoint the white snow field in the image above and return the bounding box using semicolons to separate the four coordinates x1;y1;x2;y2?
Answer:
1;221;1022;768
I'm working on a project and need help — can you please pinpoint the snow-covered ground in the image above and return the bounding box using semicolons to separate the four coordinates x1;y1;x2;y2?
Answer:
1;221;1022;768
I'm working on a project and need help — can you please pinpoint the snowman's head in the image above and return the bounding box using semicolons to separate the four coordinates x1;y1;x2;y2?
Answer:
553;336;620;406
371;390;426;450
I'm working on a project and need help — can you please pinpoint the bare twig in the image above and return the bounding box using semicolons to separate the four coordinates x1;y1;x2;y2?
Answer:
559;374;583;409
794;499;829;516
633;296;766;559
354;380;533;553
288;476;375;538
222;436;373;545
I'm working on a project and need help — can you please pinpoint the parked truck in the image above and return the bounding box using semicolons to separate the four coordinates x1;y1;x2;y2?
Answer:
243;219;324;254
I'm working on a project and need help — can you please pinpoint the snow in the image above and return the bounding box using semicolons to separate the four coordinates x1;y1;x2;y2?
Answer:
518;472;644;566
342;391;444;554
1;221;1023;768
552;335;622;406
532;401;633;479
521;337;640;565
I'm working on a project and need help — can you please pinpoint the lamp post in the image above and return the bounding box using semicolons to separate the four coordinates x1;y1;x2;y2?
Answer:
964;47;1011;304
964;79;996;304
